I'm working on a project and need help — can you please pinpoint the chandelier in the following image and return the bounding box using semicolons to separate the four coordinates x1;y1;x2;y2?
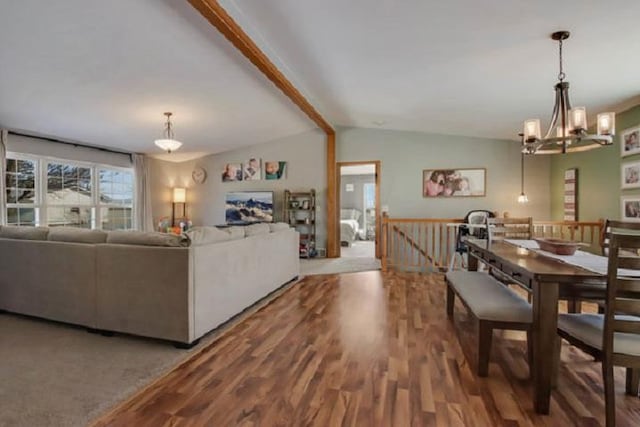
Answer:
154;112;183;153
522;31;615;155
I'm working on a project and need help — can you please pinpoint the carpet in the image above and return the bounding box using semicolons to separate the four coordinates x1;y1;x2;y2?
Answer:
300;256;381;276
0;314;215;427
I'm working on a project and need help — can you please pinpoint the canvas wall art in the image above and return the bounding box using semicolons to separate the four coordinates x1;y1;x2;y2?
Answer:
243;158;262;181
265;161;287;180
422;168;485;197
221;163;242;182
563;168;578;221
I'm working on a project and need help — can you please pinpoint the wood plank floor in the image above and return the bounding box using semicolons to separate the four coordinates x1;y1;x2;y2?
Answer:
92;271;640;426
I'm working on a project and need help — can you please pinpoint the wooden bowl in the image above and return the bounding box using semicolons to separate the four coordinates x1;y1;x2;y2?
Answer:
534;238;582;255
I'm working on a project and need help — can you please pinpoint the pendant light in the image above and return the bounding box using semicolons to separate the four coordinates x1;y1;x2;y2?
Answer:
154;112;183;153
522;31;615;155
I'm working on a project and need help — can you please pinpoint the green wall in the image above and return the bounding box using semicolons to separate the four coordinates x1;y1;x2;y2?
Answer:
337;126;552;220
550;104;640;221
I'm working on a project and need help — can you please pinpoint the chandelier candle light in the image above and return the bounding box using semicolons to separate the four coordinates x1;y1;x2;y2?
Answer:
522;31;615;155
154;112;183;153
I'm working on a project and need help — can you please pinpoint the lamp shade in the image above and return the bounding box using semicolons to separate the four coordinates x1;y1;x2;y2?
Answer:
173;188;186;203
155;139;183;153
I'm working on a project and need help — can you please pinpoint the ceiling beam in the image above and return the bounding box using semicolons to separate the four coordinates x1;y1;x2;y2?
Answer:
187;0;334;135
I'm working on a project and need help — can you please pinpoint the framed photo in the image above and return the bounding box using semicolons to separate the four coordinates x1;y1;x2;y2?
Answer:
221;163;242;182
243;158;262;181
622;197;640;222
564;168;578;221
622;161;640;189
621;126;640;157
422;168;485;197
265;161;287;180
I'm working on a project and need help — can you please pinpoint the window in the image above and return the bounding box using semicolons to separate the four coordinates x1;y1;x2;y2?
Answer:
4;154;134;230
99;169;134;230
364;183;376;209
5;156;38;226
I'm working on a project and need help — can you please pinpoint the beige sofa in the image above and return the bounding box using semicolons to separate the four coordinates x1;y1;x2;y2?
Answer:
0;224;299;346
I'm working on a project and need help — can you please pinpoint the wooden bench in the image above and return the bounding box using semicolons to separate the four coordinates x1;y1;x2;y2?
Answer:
445;270;532;376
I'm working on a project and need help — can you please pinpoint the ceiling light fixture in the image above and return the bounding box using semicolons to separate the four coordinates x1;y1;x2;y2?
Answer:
522;31;615;155
154;112;183;153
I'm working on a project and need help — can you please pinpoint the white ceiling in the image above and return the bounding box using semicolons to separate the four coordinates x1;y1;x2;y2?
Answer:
2;1;640;160
225;0;640;140
0;0;314;160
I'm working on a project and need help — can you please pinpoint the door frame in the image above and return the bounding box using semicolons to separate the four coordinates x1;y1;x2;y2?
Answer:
336;161;381;259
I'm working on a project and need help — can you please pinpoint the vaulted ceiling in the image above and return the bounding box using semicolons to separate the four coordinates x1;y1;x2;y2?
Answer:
1;0;639;160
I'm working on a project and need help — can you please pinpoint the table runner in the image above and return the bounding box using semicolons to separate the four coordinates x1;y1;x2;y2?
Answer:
504;239;639;277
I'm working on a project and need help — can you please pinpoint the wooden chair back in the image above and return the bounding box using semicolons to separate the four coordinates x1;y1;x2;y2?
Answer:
601;219;640;256
486;217;533;244
604;233;640;361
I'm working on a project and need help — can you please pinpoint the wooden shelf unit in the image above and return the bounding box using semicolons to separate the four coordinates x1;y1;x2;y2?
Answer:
284;189;317;258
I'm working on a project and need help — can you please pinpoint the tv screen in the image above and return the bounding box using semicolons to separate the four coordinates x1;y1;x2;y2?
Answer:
225;191;274;225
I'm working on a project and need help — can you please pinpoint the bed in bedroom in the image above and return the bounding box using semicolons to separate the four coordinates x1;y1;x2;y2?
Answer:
340;208;361;246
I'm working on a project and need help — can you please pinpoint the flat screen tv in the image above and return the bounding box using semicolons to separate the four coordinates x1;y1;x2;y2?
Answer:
225;191;274;225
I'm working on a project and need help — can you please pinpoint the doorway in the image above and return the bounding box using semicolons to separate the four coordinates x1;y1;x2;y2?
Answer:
337;161;381;259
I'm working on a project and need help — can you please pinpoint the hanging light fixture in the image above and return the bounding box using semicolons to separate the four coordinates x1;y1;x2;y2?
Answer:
154;112;183;153
522;31;615;155
517;155;529;204
517;133;529;203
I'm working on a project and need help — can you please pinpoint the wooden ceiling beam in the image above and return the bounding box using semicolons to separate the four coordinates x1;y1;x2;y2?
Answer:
187;0;334;135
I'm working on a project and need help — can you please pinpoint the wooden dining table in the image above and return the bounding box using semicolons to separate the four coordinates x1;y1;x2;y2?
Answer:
465;238;607;414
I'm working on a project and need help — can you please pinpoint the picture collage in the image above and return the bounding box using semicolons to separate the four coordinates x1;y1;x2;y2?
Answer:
221;158;287;182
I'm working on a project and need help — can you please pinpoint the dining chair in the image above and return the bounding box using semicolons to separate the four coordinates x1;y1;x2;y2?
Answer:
486;217;533;243
569;219;640;314
485;217;533;285
601;219;640;256
556;232;640;427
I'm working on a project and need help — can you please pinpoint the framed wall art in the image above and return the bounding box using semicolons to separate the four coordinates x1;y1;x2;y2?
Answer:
621;126;640;157
563;168;578;221
422;168;486;197
621;161;640;189
622;197;640;222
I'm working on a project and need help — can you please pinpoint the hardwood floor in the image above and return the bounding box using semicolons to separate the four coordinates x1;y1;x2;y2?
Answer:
93;271;640;426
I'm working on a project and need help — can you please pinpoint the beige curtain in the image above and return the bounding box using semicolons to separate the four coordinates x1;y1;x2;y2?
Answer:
0;130;7;226
133;154;153;231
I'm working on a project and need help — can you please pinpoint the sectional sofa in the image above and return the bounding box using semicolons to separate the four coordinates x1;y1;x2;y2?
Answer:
0;223;299;346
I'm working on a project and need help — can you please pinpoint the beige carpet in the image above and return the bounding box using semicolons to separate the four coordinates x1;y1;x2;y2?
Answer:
300;255;381;276
0;314;217;427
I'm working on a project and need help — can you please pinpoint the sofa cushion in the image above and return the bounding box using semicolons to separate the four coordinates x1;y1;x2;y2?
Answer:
245;223;271;237
48;227;108;244
0;225;49;241
106;231;190;247
186;227;231;246
269;222;291;233
223;226;246;240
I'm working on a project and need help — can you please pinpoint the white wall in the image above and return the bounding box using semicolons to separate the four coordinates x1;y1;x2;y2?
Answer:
337;126;551;220
154;129;328;248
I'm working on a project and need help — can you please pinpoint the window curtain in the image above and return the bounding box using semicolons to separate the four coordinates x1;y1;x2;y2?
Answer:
133;154;153;231
0;129;7;226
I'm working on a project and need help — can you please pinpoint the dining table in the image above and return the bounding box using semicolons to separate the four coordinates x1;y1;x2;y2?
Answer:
464;238;608;414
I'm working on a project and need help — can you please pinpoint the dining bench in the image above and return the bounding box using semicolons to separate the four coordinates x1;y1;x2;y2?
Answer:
445;270;533;376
